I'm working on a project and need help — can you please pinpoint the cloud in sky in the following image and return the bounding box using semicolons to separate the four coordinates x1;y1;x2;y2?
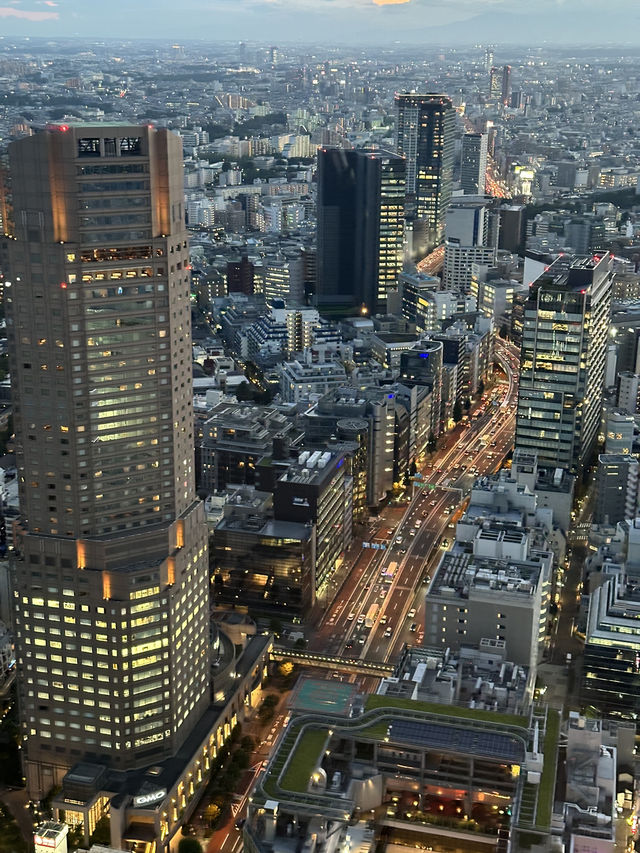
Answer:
0;5;58;19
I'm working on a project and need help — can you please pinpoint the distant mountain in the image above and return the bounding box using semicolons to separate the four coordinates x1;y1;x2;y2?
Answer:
388;7;640;46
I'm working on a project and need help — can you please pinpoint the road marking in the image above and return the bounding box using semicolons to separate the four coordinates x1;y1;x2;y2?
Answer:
221;833;229;848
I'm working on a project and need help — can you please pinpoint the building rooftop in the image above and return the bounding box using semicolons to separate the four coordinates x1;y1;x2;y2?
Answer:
431;549;545;600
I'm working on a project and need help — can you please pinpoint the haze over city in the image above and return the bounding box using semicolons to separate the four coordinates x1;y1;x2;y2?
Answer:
0;0;638;42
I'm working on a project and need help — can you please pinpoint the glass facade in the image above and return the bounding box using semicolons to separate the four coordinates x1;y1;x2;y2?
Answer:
515;255;613;474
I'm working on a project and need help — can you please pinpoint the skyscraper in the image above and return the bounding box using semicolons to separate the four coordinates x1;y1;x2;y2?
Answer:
395;93;455;242
501;65;512;107
489;67;501;102
460;132;488;195
3;125;210;797
515;254;613;475
484;47;494;74
442;201;497;290
316;147;405;314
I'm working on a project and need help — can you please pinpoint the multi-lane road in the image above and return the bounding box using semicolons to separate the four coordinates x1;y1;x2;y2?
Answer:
205;343;521;853
310;340;520;666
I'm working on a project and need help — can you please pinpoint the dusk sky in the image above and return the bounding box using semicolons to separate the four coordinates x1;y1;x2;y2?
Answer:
0;0;636;43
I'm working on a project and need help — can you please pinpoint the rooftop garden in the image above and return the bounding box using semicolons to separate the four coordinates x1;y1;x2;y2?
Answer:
280;728;328;794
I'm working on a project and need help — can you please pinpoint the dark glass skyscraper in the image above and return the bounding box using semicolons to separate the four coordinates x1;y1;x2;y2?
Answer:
460;132;488;195
395;93;455;243
501;65;512;106
316;147;405;314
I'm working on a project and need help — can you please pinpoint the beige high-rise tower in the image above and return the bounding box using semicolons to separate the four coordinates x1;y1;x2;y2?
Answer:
3;125;210;799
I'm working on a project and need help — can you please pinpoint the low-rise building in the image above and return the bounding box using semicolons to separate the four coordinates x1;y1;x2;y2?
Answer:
381;642;532;714
582;568;640;719
273;451;352;602
245;678;559;853
211;487;315;615
279;358;347;403
427;528;552;673
199;403;304;493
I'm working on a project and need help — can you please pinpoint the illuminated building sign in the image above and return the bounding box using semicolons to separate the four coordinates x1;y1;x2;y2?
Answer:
133;788;167;808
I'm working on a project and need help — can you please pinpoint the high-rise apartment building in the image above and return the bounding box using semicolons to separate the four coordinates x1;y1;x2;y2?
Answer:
460;132;488;195
3;125;210;798
316;147;405;314
395;93;455;241
515;255;613;475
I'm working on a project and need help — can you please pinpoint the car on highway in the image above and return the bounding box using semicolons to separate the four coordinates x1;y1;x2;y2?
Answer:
441;538;449;548
380;615;387;625
384;627;393;637
357;614;365;625
358;636;365;644
379;589;387;598
347;612;356;621
430;499;437;506
408;608;416;618
410;623;418;632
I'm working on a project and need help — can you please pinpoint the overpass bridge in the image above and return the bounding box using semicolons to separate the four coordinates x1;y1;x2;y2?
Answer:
271;646;395;678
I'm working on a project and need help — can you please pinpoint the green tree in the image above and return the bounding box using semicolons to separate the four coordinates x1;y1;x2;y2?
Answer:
89;815;111;844
235;381;252;402
204;803;221;825
178;839;203;853
268;618;283;637
67;824;84;850
453;399;463;423
231;749;250;770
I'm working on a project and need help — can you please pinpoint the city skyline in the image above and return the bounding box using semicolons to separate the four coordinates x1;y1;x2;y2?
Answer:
0;0;637;43
0;23;640;853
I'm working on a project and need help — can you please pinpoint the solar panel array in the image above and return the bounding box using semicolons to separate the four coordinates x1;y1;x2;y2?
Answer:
387;719;525;763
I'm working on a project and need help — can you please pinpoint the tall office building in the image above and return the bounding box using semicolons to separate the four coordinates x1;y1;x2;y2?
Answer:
316;147;405;314
489;67;501;102
395;93;455;242
515;255;613;475
501;65;512;106
460;132;488;195
484;47;494;74
3;125;210;797
442;201;497;290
